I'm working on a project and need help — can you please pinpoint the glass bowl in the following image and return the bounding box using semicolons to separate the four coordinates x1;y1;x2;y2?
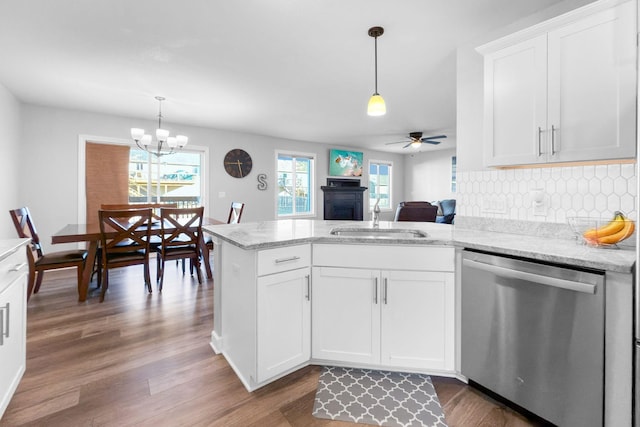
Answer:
567;216;634;248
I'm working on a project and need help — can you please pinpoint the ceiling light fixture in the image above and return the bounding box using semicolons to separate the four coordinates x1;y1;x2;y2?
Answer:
367;26;386;117
130;96;188;157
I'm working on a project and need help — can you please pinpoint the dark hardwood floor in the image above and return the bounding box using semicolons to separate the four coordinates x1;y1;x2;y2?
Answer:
1;261;541;426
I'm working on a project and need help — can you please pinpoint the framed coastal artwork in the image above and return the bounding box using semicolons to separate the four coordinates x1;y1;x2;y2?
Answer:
329;149;363;177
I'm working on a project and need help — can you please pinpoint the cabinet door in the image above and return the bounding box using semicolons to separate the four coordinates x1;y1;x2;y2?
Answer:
0;273;27;417
312;267;380;364
256;267;311;383
380;270;454;371
547;1;636;162
483;34;547;166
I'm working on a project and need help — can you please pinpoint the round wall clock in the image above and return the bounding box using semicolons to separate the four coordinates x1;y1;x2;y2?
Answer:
223;149;253;178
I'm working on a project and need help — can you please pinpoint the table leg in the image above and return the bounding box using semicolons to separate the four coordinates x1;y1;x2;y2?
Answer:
79;240;98;302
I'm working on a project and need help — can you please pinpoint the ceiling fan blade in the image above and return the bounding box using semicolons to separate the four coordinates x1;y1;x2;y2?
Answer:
385;140;410;145
403;142;413;149
422;140;441;145
421;135;447;141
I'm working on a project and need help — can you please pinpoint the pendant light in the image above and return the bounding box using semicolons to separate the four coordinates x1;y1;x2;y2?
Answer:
367;26;386;116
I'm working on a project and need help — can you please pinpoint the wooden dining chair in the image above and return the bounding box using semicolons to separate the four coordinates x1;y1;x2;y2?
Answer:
99;203;178;268
197;202;245;279
157;206;204;290
98;208;153;302
227;202;245;224
9;207;88;301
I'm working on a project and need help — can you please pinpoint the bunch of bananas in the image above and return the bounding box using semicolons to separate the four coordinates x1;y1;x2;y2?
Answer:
583;211;635;246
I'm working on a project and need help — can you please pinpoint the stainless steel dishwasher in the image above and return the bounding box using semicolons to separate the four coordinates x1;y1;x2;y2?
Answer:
461;249;605;427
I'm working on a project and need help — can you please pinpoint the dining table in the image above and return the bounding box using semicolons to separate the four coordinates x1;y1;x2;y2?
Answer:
51;217;224;302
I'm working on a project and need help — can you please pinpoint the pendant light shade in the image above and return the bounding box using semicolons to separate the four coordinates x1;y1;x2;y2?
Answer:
367;26;386;117
368;94;386;116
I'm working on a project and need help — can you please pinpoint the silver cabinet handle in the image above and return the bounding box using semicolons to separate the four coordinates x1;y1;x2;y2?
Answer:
305;275;310;301
462;258;596;294
275;256;300;264
0;303;9;346
550;125;556;155
374;277;378;304
537;127;543;157
9;263;27;272
383;277;388;305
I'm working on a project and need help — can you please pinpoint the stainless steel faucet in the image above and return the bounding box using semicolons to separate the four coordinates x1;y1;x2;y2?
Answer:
373;198;381;228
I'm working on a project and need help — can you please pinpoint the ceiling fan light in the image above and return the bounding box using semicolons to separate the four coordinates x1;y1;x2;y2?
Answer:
367;94;386;116
410;140;422;149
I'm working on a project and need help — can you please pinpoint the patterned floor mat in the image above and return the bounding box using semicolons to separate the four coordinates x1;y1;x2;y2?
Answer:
312;366;448;427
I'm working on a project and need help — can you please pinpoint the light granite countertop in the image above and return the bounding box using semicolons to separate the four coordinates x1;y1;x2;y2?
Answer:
203;219;637;274
0;238;29;261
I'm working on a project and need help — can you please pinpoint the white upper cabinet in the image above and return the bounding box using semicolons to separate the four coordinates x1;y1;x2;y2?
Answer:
479;0;636;167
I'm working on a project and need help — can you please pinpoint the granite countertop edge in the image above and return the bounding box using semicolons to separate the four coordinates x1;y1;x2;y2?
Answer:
203;220;636;274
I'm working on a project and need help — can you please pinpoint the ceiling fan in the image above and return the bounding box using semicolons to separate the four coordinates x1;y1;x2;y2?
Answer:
385;132;447;149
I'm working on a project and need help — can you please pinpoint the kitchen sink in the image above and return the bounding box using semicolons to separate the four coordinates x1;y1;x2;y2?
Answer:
329;227;429;239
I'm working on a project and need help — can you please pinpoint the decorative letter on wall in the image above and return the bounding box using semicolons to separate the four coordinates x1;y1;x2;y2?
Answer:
257;173;267;190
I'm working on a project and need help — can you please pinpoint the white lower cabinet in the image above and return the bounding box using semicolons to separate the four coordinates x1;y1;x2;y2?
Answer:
312;265;454;372
0;240;29;419
256;267;311;383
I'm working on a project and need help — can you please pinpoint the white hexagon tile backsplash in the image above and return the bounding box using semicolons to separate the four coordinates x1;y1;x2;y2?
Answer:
457;163;637;223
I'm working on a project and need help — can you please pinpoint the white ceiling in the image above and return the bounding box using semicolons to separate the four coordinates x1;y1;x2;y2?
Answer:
0;0;570;153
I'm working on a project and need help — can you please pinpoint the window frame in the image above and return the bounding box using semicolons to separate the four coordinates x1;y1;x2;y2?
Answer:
78;134;209;224
368;159;393;212
274;149;316;218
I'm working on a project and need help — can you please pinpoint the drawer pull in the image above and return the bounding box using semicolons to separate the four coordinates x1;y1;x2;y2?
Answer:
0;303;9;346
274;256;300;264
9;262;27;272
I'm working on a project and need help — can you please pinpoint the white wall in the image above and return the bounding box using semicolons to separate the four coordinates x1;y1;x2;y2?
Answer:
0;83;21;239
19;104;405;252
404;148;457;202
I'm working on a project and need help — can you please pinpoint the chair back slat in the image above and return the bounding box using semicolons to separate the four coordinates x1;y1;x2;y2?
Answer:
9;207;44;256
227;202;245;224
98;208;153;253
160;207;204;251
101;203;178;221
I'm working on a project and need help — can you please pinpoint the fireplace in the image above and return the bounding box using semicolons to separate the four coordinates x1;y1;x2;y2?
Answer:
320;178;367;221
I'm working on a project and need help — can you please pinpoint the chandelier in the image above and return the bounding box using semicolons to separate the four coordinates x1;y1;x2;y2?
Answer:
367;26;386;116
130;96;188;157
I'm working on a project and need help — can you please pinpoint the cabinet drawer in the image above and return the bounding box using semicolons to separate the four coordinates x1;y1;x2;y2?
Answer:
313;244;454;272
0;247;28;295
257;244;311;276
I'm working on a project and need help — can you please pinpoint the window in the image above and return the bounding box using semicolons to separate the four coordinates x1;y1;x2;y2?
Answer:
451;156;457;193
129;148;204;207
369;160;392;210
277;151;315;217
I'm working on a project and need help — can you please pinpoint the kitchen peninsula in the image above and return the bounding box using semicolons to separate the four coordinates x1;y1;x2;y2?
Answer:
204;219;636;426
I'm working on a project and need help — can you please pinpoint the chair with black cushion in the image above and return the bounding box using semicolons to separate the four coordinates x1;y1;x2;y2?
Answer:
9;207;88;301
98;208;153;302
394;201;438;222
157;206;204;290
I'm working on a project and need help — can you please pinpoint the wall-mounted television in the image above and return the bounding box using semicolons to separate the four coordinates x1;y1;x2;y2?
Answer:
328;149;364;177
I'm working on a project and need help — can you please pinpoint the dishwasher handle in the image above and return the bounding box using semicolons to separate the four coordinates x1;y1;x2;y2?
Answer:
462;258;596;294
